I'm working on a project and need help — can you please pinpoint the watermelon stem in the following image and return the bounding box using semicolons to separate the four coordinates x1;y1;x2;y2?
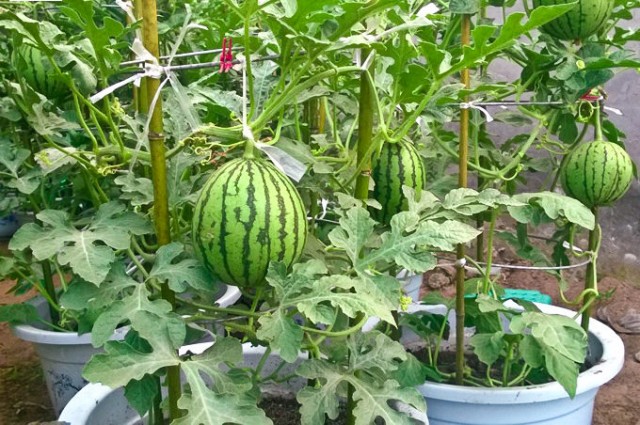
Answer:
481;209;499;296
594;101;604;141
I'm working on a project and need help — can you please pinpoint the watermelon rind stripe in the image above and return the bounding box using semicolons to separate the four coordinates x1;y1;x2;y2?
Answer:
192;157;307;288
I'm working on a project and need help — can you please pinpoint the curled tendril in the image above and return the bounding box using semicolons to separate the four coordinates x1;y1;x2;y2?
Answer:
576;101;595;123
559;287;600;306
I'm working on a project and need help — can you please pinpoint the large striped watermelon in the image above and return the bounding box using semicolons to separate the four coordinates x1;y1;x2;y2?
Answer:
533;0;613;41
193;158;308;288
561;141;634;208
12;44;67;99
371;139;426;224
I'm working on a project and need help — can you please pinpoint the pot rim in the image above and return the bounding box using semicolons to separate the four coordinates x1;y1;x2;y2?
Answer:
413;303;624;404
11;284;241;345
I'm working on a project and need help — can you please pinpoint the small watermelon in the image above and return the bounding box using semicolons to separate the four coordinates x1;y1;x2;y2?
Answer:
533;0;614;41
12;44;67;99
192;158;308;288
371;139;426;224
561;141;634;208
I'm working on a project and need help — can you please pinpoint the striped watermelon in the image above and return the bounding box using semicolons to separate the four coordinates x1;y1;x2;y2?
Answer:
12;44;67;99
533;0;613;41
192;158;308;288
561;141;634;208
371;139;426;224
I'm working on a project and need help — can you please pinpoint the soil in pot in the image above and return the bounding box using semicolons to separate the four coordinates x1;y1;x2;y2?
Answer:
259;397;348;425
413;346;596;388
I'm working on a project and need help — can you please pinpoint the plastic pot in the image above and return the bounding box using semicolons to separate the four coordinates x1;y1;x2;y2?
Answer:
408;303;624;425
11;285;241;415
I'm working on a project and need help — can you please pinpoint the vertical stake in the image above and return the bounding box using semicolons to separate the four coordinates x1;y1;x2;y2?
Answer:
141;0;181;420
455;13;472;386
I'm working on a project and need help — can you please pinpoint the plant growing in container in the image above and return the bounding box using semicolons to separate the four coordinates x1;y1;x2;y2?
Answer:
379;0;638;423
0;0;244;414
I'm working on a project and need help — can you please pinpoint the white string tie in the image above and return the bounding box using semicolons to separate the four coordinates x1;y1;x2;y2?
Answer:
460;101;494;123
604;106;623;116
455;258;467;268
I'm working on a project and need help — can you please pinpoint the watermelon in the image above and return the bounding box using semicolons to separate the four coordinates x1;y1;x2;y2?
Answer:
192;158;308;288
371;139;426;224
561;141;634;208
533;0;613;41
12;44;67;99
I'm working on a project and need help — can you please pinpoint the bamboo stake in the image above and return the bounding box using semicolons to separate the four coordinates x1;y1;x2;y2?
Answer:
141;0;181;420
455;14;472;386
347;51;375;425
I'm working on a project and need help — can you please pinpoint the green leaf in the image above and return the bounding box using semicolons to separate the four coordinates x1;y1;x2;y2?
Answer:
470;332;505;366
148;242;216;294
9;203;151;285
438;4;577;80
124;375;159;417
180;337;251;395
175;391;271;425
510;192;595;230
450;0;480;14
257;310;304;363
114;174;154;207
297;331;424;424
510;312;587;397
361;218;481;271
83;311;181;387
297;362;424;425
0;303;40;325
328;207;376;265
519;334;544;369
390;353;431;387
175;337;269;425
346;332;408;376
59;262;138;311
90;285;176;347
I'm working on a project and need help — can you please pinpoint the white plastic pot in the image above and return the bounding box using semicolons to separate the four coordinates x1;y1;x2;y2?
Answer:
408;303;624;425
11;285;241;415
58;343;306;425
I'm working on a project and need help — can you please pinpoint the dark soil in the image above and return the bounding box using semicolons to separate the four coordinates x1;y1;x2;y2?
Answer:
260;397;347;425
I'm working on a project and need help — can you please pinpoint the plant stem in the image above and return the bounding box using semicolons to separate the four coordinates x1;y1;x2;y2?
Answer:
40;261;59;326
482;209;498;295
354;63;375;201
581;207;600;332
455;13;472;386
141;0;181;420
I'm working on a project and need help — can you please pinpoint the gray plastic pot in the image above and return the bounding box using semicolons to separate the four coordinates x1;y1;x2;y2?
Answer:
406;303;624;425
58;343;306;425
11;285;241;415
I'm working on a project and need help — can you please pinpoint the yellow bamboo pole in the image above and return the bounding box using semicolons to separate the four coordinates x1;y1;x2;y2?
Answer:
141;0;181;419
455;14;472;386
